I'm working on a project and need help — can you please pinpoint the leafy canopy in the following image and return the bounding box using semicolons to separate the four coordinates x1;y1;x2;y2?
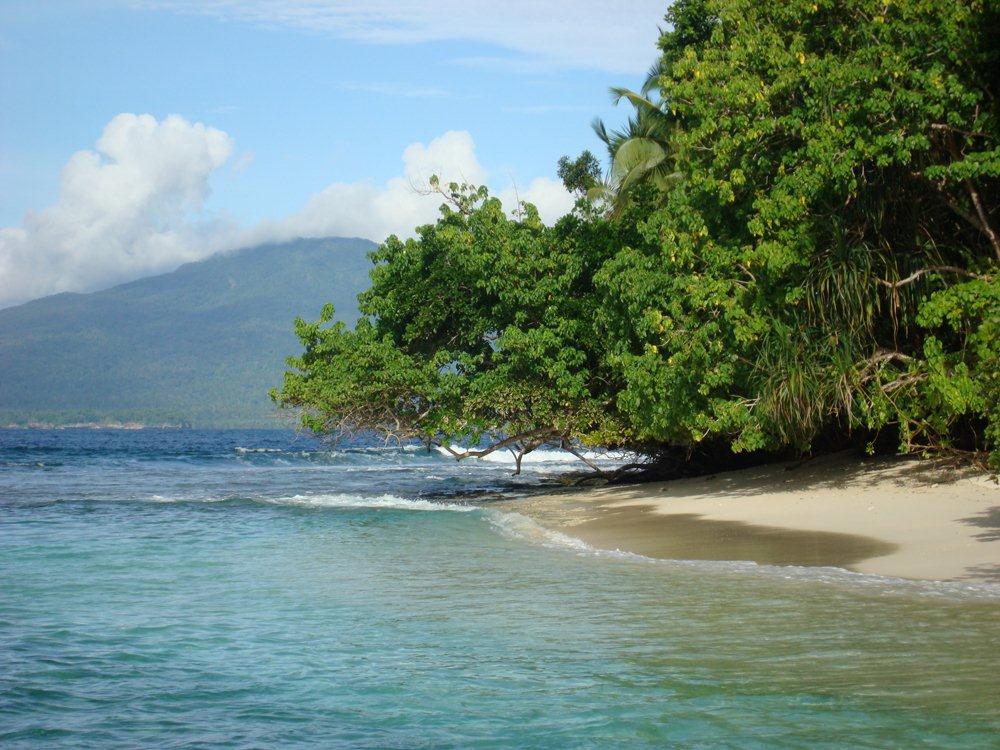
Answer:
273;181;641;470
277;0;999;471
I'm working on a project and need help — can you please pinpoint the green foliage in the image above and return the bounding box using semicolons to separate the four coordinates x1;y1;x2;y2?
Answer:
278;0;999;470
607;0;999;465
274;184;639;466
911;278;1000;468
557;150;602;195
591;70;678;209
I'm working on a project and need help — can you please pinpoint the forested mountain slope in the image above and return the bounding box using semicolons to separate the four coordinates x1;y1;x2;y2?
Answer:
0;237;374;426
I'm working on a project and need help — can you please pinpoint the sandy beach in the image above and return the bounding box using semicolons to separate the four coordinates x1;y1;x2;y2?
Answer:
504;454;1000;582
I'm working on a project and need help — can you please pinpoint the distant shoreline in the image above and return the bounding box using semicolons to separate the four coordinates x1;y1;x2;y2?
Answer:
1;422;187;430
0;422;289;430
501;454;1000;583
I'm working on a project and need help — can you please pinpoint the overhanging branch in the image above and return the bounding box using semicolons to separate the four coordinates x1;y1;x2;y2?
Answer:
876;266;988;288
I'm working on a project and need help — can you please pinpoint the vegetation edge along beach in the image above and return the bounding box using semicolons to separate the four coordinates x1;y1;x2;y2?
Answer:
4;2;1000;746
271;0;999;580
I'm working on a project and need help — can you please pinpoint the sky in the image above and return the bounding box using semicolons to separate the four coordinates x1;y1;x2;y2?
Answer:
0;1;668;308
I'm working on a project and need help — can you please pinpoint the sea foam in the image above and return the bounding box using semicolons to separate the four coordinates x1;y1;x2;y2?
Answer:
267;492;479;512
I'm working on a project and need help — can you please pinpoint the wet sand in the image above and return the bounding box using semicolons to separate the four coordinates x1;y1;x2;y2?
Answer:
504;454;1000;582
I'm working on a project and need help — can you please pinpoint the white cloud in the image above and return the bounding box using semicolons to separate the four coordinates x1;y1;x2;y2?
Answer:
136;0;666;74
0;113;235;307
0;119;574;308
231;150;256;174
500;178;576;223
241;130;572;246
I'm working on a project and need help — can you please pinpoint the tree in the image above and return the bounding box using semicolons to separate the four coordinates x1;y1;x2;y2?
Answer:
589;0;722;210
277;0;1000;472
591;62;679;209
557;150;602;196
272;181;639;473
601;0;998;466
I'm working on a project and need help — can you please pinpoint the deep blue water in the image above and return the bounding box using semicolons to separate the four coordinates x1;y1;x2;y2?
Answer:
1;429;998;748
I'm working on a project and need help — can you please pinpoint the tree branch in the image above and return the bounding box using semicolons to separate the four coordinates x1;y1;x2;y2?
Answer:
881;373;928;393
932;124;1000;261
559;438;603;473
433;429;559;462
876;266;988;288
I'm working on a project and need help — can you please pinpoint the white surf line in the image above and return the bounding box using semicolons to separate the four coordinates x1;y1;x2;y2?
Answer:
481;508;1000;602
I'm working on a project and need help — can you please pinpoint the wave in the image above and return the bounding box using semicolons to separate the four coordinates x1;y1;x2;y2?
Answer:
266;493;479;512
0;460;60;468
484;509;601;552
235;444;426;456
434;445;639;465
148;491;479;513
231;445;438;466
91;482;1000;602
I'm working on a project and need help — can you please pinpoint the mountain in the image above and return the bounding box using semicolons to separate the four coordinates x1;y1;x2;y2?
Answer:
0;237;376;427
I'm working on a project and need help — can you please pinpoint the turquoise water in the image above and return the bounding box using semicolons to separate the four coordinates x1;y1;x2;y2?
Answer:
1;430;998;747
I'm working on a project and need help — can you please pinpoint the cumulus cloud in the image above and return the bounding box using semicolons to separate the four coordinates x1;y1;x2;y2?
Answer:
0;119;574;308
0;113;235;307
499;178;577;223
238;130;573;248
135;0;665;74
250;131;484;243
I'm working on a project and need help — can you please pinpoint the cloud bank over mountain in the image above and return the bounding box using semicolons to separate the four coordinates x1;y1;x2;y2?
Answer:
0;114;574;308
0;114;235;307
243;130;573;248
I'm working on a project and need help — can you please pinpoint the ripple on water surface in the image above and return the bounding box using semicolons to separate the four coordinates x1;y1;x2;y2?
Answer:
0;429;998;748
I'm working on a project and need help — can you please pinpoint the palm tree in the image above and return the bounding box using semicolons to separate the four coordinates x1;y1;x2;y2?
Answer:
590;61;680;208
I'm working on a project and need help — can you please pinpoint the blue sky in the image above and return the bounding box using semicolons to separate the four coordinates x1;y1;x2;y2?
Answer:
0;1;667;307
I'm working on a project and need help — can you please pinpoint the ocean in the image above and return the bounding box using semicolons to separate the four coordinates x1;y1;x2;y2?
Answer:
1;428;998;748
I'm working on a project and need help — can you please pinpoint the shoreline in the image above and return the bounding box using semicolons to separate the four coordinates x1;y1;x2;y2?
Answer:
501;454;999;583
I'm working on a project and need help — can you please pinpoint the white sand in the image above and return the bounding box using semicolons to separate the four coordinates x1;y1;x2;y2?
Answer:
514;454;999;582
